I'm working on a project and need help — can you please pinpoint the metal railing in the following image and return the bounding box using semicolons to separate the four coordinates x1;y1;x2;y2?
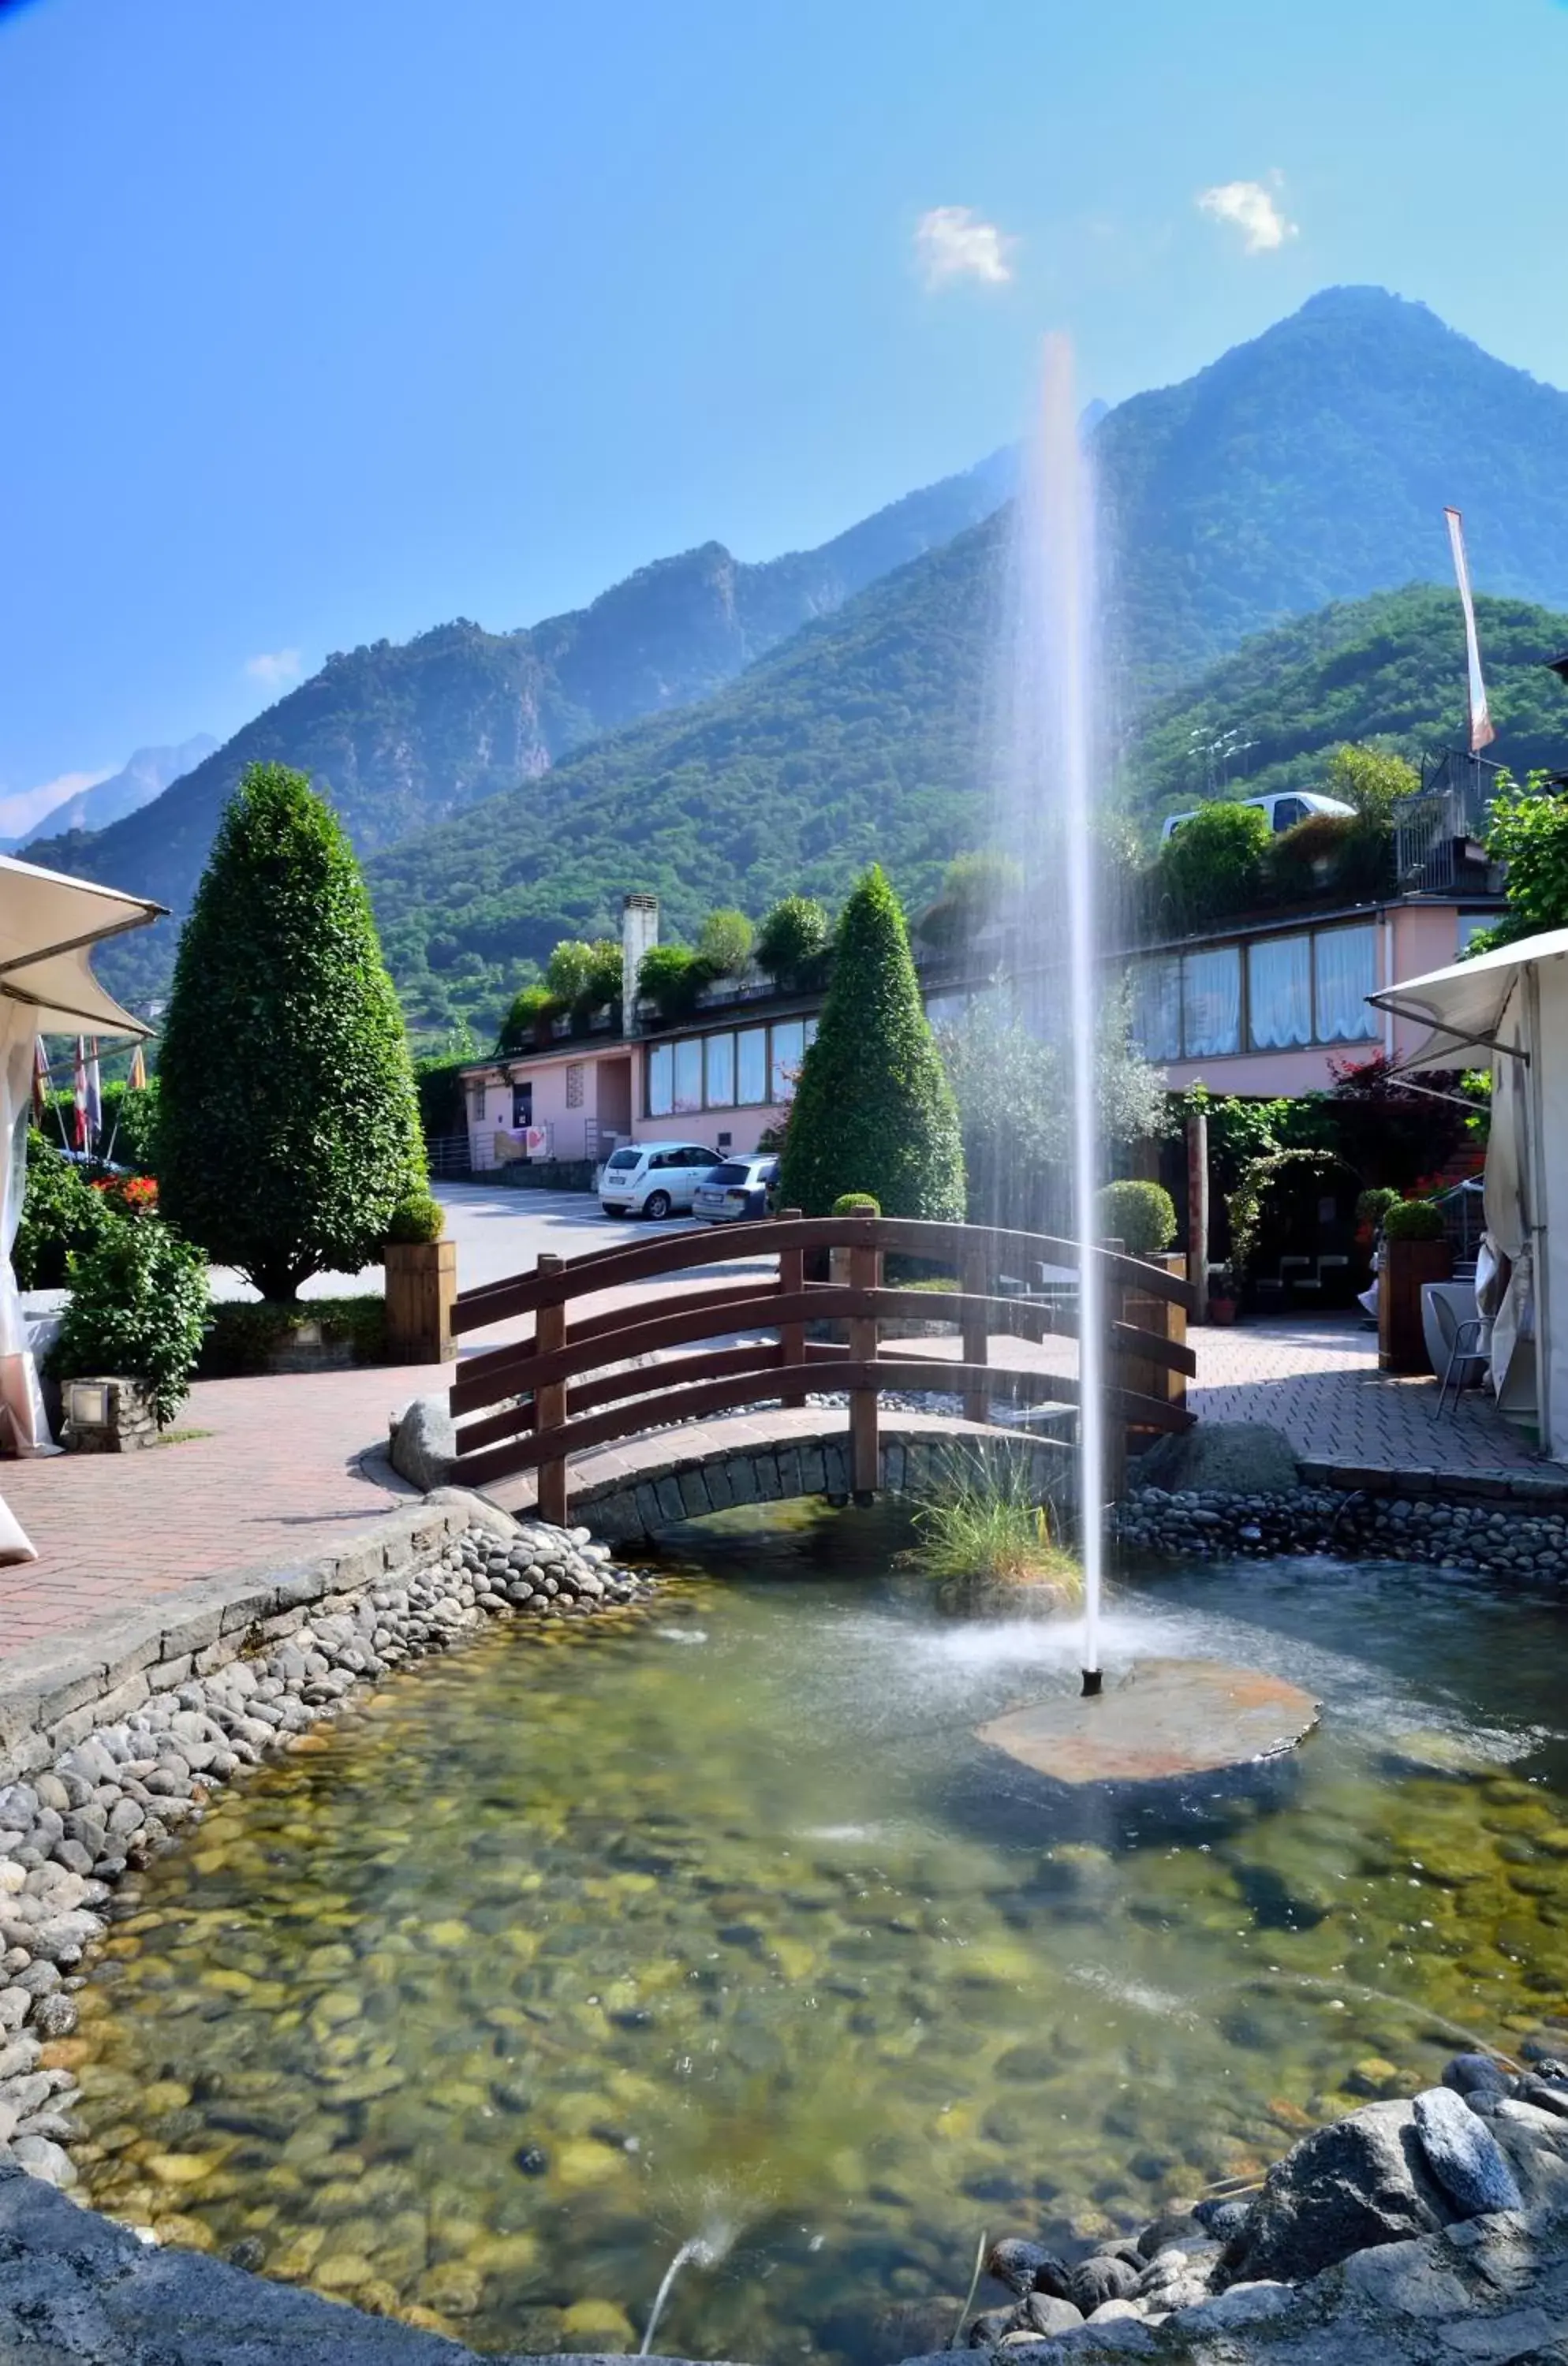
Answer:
448;1213;1196;1521
1394;749;1504;893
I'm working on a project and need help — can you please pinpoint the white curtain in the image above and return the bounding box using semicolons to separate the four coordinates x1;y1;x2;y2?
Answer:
1132;958;1182;1062
1182;947;1241;1058
1313;925;1377;1043
0;1008;55;1475
1248;935;1312;1049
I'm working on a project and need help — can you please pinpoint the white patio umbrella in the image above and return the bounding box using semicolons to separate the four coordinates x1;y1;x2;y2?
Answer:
0;853;162;1465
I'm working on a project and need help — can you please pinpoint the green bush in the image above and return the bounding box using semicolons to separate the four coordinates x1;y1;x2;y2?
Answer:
1152;801;1271;933
496;983;558;1053
386;1193;444;1245
637;944;703;1022
778;868;965;1222
1355;1185;1402;1230
831;1192;882;1217
50;1218;210;1427
157;763;427;1301
1383;1197;1446;1242
696;909;753;977
200;1295;386;1376
544;938;622;1013
917;849;1024;953
756;895;829;989
1094;1180;1178;1257
13;1136;114;1289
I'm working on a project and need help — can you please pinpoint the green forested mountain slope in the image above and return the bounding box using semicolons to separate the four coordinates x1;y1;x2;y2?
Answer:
364;578;1568;1036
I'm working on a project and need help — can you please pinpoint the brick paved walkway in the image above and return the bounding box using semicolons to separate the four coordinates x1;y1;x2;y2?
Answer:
1189;1314;1540;1476
0;1364;442;1662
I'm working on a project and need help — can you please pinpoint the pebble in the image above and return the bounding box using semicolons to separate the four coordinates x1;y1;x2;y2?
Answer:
1114;1481;1568;1581
0;1513;656;2201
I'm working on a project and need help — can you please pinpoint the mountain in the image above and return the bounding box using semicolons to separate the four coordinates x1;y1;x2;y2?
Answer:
357;577;1568;1036
24;451;1014;933
1095;285;1568;695
35;286;1568;1018
13;735;218;849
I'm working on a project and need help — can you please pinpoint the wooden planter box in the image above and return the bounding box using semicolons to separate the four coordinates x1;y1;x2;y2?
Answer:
1379;1238;1452;1375
62;1375;162;1453
385;1238;457;1365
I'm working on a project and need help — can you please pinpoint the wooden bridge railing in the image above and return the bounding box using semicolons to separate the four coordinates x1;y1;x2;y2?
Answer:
448;1213;1196;1522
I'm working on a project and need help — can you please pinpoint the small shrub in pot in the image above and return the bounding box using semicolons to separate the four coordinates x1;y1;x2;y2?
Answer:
386;1193;445;1245
50;1218;210;1428
1383;1197;1447;1243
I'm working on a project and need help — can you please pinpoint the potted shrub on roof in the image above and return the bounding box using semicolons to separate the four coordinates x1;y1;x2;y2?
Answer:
1378;1196;1451;1375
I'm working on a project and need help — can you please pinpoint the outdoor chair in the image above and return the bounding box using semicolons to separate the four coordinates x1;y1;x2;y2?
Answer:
1433;1304;1488;1416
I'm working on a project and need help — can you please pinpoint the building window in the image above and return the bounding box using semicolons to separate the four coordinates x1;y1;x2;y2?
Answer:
737;1025;767;1104
565;1062;584;1110
1313;924;1377;1043
647;1043;673;1118
1131;958;1182;1062
1248;935;1312;1050
771;1019;805;1103
704;1031;735;1109
674;1037;703;1114
1181;946;1241;1058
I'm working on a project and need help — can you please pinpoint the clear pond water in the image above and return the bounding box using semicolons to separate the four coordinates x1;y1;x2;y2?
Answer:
69;1511;1568;2358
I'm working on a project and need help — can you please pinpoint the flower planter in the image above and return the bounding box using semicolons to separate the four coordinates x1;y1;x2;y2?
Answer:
1379;1237;1453;1374
385;1237;457;1365
61;1375;163;1453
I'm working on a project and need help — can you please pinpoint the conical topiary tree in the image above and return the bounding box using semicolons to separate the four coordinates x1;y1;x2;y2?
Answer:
158;762;427;1300
778;866;965;1220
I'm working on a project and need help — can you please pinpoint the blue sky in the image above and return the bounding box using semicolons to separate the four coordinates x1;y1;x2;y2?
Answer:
2;0;1565;830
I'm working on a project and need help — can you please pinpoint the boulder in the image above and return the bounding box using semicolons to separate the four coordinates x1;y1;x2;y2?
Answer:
1132;1421;1301;1497
1412;2086;1523;2217
1221;2100;1451;2286
388;1398;456;1493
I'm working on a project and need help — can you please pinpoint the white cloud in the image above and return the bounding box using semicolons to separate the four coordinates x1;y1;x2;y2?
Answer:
1196;177;1298;255
0;769;112;840
914;206;1014;289
244;647;303;690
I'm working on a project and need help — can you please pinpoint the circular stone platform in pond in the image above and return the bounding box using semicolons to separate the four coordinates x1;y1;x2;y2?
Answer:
977;1657;1320;1786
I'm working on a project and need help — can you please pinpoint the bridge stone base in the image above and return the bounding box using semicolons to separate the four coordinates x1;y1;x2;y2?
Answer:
501;1411;1074;1545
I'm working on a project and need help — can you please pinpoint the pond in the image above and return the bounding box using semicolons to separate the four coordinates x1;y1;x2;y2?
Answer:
68;1510;1568;2360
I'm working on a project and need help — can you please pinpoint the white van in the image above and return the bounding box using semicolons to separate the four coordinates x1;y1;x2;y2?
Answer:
598;1140;722;1220
1160;790;1354;844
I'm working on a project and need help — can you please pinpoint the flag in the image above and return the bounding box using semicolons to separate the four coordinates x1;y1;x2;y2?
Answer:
73;1038;88;1153
1444;506;1495;752
31;1039;48;1126
128;1043;147;1092
84;1038;102;1148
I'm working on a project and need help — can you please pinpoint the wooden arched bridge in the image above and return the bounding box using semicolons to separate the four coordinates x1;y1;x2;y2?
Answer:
448;1212;1195;1532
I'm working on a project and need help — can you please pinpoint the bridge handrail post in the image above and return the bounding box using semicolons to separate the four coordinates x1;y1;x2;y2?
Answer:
959;1234;988;1424
848;1233;880;1497
535;1252;569;1526
777;1207;806;1408
1098;1240;1129;1501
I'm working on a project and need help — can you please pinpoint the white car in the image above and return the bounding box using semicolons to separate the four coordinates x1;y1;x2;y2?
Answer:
598;1140;722;1220
1160;790;1354;842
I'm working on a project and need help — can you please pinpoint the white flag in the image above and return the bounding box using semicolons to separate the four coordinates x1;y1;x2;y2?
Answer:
1444;506;1495;752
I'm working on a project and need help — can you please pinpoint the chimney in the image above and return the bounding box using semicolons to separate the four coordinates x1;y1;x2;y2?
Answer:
622;894;659;1034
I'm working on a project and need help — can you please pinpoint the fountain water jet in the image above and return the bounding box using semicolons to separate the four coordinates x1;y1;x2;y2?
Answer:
638;2222;737;2357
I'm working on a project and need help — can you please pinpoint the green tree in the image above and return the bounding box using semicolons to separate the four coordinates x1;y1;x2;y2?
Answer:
917;849;1023;951
637;943;703;1021
545;937;622;1010
1472;771;1568;950
756;895;829;988
1323;741;1420;826
497;983;556;1051
778;867;965;1219
158;763;426;1300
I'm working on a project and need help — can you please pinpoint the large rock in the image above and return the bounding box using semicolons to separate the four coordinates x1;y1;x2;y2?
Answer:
1221;2100;1452;2286
1413;2086;1523;2217
388;1397;456;1493
1131;1421;1301;1497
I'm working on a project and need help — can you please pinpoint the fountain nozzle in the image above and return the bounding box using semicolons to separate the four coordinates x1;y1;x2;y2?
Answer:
1080;1667;1103;1699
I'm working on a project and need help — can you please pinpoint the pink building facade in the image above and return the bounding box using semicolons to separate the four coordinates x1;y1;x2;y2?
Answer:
1129;898;1499;1094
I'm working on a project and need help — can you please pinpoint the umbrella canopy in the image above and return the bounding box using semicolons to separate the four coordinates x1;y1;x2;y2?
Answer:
1366;927;1568;1072
0;851;162;1037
